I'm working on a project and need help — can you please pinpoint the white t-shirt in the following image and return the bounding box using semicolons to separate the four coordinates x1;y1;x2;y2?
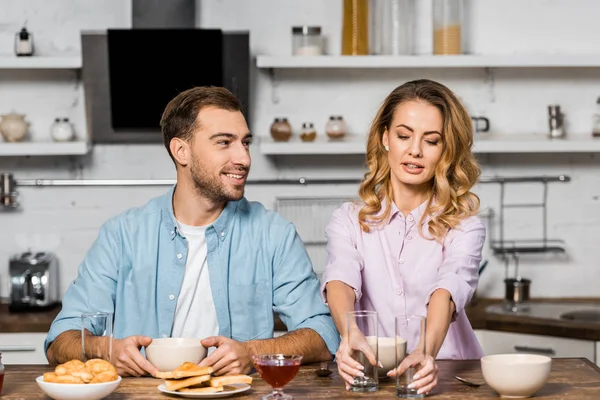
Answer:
171;220;219;340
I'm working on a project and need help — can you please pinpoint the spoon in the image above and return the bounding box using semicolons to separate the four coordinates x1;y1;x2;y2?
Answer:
315;362;333;377
454;376;484;387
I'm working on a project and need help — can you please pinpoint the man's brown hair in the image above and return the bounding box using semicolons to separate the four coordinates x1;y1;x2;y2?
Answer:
160;86;242;164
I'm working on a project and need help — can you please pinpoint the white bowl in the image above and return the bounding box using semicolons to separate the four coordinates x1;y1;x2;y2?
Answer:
36;375;122;400
481;354;552;398
145;337;208;372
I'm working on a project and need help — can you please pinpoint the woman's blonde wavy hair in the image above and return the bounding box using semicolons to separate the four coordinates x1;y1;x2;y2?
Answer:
358;79;481;242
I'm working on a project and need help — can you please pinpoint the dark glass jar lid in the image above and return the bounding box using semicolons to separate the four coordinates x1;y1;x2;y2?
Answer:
19;28;30;40
292;26;321;35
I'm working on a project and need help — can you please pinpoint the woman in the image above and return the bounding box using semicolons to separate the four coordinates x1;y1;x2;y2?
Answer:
321;79;485;395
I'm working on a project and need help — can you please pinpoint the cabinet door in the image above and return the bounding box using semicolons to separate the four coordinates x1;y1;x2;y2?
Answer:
477;330;595;361
0;333;48;364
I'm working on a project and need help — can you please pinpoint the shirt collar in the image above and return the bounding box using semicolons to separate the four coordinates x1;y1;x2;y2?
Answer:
161;184;240;241
380;197;430;225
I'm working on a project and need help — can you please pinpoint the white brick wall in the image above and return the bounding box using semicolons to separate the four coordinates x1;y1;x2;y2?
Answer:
1;0;599;300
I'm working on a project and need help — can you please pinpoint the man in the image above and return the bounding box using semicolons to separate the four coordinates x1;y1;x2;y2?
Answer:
45;86;340;377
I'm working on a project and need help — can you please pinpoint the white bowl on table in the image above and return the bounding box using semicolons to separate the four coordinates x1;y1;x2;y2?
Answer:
145;337;208;372
481;354;552;398
36;375;122;400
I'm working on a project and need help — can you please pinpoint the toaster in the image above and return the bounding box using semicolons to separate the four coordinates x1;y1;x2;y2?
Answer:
9;251;60;312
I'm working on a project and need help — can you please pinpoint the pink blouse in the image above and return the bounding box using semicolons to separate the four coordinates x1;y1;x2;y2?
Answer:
321;200;485;360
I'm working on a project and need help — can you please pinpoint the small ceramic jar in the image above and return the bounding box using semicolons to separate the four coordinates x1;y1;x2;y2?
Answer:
50;118;75;142
325;115;348;140
270;118;293;142
0;112;29;142
300;122;317;142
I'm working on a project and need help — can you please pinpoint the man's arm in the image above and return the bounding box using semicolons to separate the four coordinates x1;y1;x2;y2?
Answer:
271;222;341;356
200;328;331;376
47;329;158;377
45;219;121;359
245;328;332;363
47;330;110;364
44;218;159;377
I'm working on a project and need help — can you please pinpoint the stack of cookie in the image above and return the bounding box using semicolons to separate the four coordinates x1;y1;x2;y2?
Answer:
155;362;253;394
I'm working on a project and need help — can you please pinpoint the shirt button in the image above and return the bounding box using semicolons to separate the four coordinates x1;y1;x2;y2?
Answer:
407;235;412;240
408;216;414;222
170;230;175;236
399;259;405;264
177;253;183;259
220;232;225;237
169;294;175;300
397;289;403;296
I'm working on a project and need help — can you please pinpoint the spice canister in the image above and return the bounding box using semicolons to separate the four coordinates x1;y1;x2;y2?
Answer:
300;122;317;142
270;118;293;142
15;27;34;56
292;26;323;56
325;116;348;140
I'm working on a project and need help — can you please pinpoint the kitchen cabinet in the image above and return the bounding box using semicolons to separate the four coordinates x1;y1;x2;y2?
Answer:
0;332;48;364
475;329;596;364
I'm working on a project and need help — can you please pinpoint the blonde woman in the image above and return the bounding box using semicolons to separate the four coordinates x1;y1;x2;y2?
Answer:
322;79;485;395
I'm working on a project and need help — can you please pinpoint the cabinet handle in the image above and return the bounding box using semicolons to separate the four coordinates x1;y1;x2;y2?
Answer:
514;345;555;355
0;345;36;352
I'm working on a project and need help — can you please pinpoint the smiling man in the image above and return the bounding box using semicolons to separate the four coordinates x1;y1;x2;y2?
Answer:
45;87;339;377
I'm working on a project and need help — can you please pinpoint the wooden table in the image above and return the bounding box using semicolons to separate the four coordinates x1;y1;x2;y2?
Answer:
2;358;600;399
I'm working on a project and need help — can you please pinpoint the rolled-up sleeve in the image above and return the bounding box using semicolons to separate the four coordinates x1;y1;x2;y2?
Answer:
44;219;121;354
272;222;340;355
321;204;364;304
427;216;486;319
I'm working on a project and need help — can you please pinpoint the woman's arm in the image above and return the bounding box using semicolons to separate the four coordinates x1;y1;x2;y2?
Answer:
325;280;356;336
425;288;455;358
425;216;486;355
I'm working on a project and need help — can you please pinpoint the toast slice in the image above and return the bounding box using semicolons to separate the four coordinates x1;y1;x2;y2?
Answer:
208;374;253;387
165;374;211;391
178;386;224;393
154;362;213;379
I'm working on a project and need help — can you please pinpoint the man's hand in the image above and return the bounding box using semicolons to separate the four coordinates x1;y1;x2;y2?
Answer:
199;336;253;376
111;335;159;377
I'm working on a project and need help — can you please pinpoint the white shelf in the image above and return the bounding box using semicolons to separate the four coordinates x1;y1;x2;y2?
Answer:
256;54;600;69
259;135;365;155
259;134;600;155
0;56;81;69
474;134;600;153
0;141;91;156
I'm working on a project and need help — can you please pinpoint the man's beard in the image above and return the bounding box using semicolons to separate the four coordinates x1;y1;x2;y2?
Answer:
189;156;247;203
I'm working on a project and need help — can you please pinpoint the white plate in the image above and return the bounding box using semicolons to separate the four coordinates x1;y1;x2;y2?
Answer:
157;383;251;398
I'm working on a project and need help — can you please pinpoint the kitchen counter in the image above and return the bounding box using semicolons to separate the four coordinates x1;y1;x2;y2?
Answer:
466;298;600;341
4;298;600;342
3;358;600;398
0;304;61;333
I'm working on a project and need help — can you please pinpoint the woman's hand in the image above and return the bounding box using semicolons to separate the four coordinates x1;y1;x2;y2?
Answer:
388;353;438;396
335;327;377;390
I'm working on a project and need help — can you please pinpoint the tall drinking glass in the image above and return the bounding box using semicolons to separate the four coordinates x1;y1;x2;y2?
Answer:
252;354;302;400
81;312;113;362
347;310;378;392
395;315;426;398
